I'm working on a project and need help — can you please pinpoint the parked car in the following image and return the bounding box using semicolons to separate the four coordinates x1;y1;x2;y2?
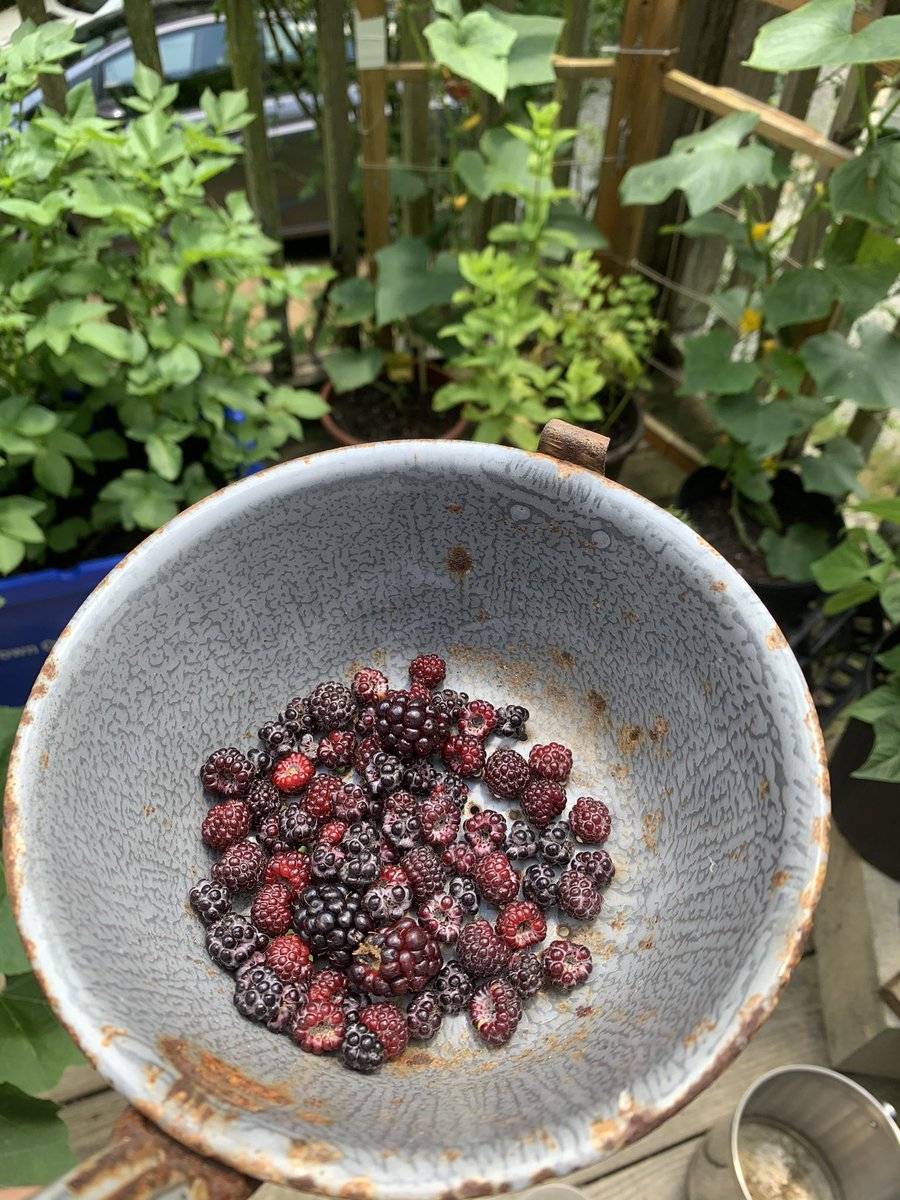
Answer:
18;3;337;239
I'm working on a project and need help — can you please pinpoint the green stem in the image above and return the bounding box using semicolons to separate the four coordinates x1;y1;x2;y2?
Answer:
856;64;876;144
729;484;756;554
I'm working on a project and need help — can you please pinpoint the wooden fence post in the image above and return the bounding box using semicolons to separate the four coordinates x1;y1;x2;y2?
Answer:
593;0;687;271
17;0;68;113
123;0;162;77
400;0;432;238
355;0;390;262
315;0;358;279
553;0;593;189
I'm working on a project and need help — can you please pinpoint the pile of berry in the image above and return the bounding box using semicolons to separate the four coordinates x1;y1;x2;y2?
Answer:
190;655;615;1074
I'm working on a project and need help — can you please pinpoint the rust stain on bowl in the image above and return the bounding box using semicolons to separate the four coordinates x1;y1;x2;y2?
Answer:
642;812;662;854
683;1018;717;1048
100;1024;127;1046
637;934;654;951
157;1036;296;1118
286;1140;344;1167
622;610;640;623
610;912;626;932
549;647;575;670
339;1179;376;1199
39;751;49;770
590;1118;620;1151
811;815;829;850
298;1110;334;1127
711;580;727;592
608;763;629;780
759;777;770;802
648;715;669;742
799;860;828;914
445;504;464;514
616;723;643;755
766;626;788;650
769;869;790;892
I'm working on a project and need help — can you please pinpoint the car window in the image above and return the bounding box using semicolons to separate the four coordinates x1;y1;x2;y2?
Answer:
101;28;196;97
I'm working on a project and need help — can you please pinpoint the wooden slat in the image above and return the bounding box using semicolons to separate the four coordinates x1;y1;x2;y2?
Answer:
60;1090;127;1162
662;69;852;169
385;55;616;83
43;1064;106;1106
585;1137;697;1199
355;0;390;260
593;0;688;268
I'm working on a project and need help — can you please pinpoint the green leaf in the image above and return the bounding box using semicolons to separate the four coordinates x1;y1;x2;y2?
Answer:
830;141;900;227
374;239;462;326
0;869;30;976
329;277;375;326
424;12;517;102
760;524;834;583
0;509;44;545
389;165;427;202
98;471;181;532
620;112;775;217
455;127;531;201
73;322;145;364
762;269;838;331
547;202;607;250
848;682;900;724
323;349;384;395
0;975;85;1093
156;343;202;386
801;324;900;411
434;0;463;18
32;451;73;498
821;579;881;615
45;517;91;555
182;463;215;507
145;436;182;482
811;533;870;592
707;393;806;458
269;388;330;420
881;578;900;624
853;709;900;782
798;436;864;497
664;211;748;245
854;497;900;525
679;328;760;395
824;230;900;322
87;430;128;462
709;285;752;329
0;707;21;788
15;406;56;438
746;0;900;70
877;644;900;674
0;535;26;576
484;6;564;88
0;1084;77;1185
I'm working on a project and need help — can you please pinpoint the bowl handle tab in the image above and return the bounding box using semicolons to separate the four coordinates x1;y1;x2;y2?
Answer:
538;420;609;477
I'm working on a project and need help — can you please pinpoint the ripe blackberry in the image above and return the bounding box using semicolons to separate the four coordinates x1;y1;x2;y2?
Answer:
244;778;280;827
360;1003;409;1060
279;803;318;849
557;870;603;920
418;893;464;944
507;949;543;998
521;778;567;828
431;688;469;723
302;773;341;821
538;821;573;866
343;991;366;1023
247;746;275;776
408;682;432;702
364;751;405;797
354;734;381;775
408;653;446;688
258;721;295;758
506;819;538;861
363;864;413;924
282;696;316;736
401;846;446;901
265;933;313;987
272;752;315;794
201;800;250;850
447;873;479;915
256;812;288;856
543;939;593;989
348;917;441;996
339;850;380;892
206;913;268;972
200;748;253;800
469;979;522;1047
317;819;349;847
496;900;547;950
189;878;232;925
265;850;311;893
443;843;477;877
382;809;420;851
458;699;496;740
493;704;529;741
308;680;356;731
293;883;372;967
383;788;416;817
292;998;345;1054
406;990;442;1040
351;667;389;706
310;841;345;882
483;748;530;799
341;820;380;856
251;882;295;936
572;849;616;887
434;959;475;1015
308;967;349;1001
440;733;485;778
464;810;507;858
403;759;439;795
375;691;450;759
355;707;377;737
316;731;355;771
431;773;469;810
529;742;573;783
419;795;460;849
378;837;398;865
457;919;511;978
212;841;266;892
234;964;302;1032
570;796;612;844
474;851;519;905
334;782;372;824
341;1025;384;1073
522;863;558;911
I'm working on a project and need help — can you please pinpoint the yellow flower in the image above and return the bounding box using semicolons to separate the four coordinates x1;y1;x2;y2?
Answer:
738;307;763;336
453;194;468;211
761;456;779;475
460;113;481;132
815;181;825;196
750;221;772;242
761;338;778;354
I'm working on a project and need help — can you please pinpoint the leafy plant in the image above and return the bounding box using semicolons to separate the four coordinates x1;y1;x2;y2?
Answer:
619;0;900;583
434;102;658;447
0;20;333;576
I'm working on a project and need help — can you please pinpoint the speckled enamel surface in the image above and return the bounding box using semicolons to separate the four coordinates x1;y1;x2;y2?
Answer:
5;441;828;1198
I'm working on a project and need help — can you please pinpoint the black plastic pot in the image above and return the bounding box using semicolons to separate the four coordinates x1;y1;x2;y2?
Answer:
829;626;900;881
588;392;644;482
677;466;841;630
